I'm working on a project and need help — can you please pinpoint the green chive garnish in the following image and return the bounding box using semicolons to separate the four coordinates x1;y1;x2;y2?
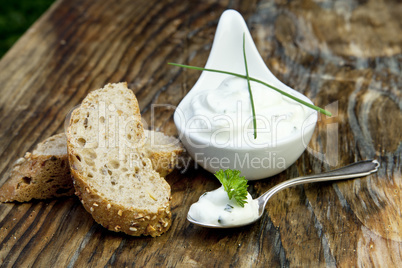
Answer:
242;33;257;139
168;62;332;117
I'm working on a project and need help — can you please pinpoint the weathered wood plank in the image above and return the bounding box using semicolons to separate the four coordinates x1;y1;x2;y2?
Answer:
0;0;400;267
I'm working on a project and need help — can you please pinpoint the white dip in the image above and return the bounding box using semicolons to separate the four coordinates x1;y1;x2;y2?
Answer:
187;76;312;147
188;186;259;226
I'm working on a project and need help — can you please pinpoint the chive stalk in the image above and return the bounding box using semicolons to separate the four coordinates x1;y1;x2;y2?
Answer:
242;33;257;139
168;62;332;117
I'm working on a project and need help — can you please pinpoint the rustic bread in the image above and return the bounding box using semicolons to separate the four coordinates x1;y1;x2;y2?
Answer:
144;130;183;177
67;82;172;237
0;134;73;202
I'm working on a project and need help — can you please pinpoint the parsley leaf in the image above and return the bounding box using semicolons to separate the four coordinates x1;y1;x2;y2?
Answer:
215;169;249;207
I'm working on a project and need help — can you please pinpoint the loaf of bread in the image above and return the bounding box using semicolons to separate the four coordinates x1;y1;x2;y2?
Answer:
0;134;73;202
67;82;172;237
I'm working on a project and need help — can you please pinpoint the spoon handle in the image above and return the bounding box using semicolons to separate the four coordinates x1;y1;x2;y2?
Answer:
298;159;380;179
259;160;379;205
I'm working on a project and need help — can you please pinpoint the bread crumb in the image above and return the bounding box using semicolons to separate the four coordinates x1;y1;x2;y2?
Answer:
93;202;99;207
90;207;94;212
107;203;111;209
115;225;121;231
118;210;123;216
129;227;137;232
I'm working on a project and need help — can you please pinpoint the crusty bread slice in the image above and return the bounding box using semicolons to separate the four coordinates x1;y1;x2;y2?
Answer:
0;134;73;202
67;82;172;237
144;130;183;177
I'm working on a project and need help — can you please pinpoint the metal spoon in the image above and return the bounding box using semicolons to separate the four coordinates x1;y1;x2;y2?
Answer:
187;160;380;228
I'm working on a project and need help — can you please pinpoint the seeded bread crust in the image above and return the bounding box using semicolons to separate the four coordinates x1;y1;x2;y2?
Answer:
72;168;171;237
144;130;184;177
0;134;73;202
67;82;172;237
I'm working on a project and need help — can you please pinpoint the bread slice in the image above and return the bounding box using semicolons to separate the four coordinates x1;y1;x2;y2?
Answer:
144;130;183;177
0;134;73;202
67;82;172;237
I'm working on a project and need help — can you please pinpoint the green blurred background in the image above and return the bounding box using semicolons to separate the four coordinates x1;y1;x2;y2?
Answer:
0;0;55;58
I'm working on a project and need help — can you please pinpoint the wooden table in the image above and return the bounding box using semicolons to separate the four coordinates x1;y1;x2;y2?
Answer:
0;0;401;266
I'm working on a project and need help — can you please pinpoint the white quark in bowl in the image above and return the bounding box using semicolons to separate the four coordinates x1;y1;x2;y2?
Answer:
174;10;317;180
187;76;313;147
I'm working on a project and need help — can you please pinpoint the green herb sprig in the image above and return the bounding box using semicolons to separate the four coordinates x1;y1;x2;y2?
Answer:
168;62;332;117
215;169;249;207
242;33;257;139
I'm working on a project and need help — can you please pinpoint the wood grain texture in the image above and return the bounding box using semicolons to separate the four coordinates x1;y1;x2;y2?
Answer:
0;0;401;267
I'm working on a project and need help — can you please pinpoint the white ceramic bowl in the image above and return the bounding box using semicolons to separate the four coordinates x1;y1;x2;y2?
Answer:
174;10;317;180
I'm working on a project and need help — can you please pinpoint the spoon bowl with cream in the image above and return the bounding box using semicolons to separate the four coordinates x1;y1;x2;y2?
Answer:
188;160;379;228
174;10;318;180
